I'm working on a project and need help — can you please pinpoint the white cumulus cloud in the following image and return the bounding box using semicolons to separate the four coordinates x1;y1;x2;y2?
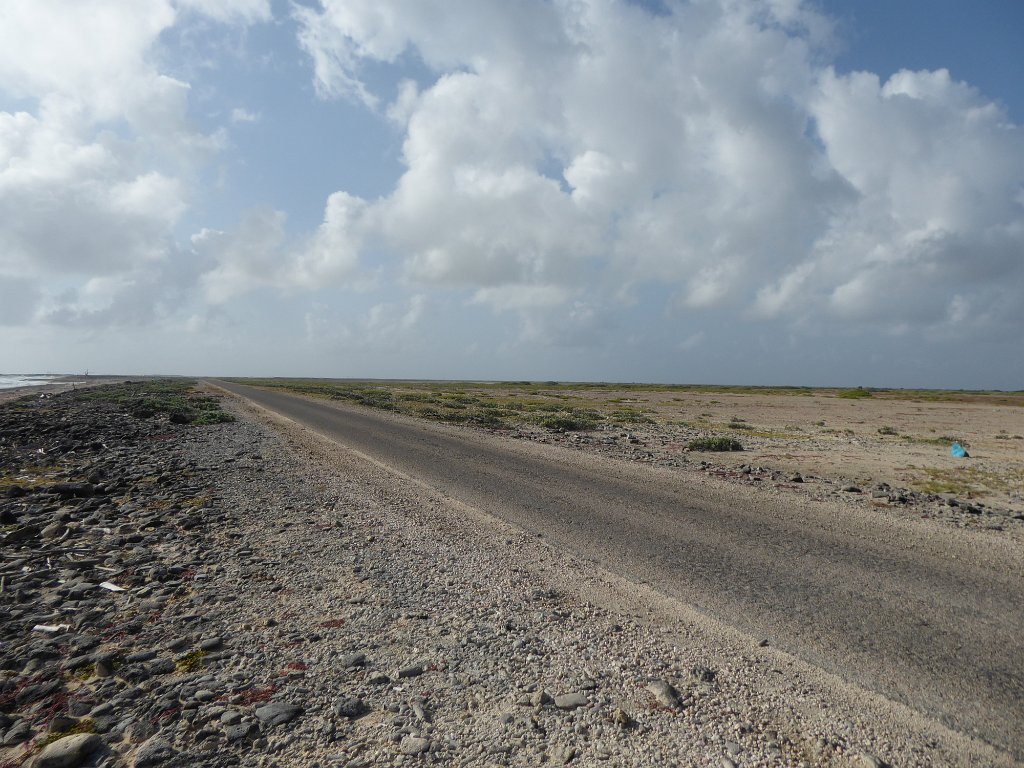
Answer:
293;0;1023;341
0;0;270;324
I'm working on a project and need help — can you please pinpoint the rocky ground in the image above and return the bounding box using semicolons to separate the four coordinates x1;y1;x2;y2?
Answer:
503;423;1024;538
0;383;1014;767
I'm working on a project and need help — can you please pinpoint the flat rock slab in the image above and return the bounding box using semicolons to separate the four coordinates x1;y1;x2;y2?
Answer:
400;736;430;755
255;701;303;726
33;733;102;768
554;692;588;709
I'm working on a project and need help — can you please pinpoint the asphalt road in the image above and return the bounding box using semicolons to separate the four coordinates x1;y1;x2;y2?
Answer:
214;381;1024;758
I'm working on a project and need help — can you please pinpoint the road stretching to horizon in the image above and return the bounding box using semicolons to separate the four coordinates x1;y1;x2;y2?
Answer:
213;380;1024;759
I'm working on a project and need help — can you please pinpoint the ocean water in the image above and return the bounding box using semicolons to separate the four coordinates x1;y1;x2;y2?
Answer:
0;374;61;390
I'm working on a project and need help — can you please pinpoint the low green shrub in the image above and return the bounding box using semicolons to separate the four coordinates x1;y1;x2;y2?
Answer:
687;436;743;452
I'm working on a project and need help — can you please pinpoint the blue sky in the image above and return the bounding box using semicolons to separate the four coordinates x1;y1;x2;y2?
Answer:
1;0;1022;388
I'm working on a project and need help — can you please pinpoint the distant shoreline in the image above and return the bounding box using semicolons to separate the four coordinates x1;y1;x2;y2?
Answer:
0;375;124;404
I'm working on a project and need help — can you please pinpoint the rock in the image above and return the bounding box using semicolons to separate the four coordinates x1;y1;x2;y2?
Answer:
32;733;103;768
123;720;154;744
397;664;423;679
557;745;578;764
334;696;366;719
131;736;175;767
842;485;861;493
691;665;716;683
3;719;32;745
41;522;67;539
858;753;888;768
530;690;553;707
338;652;366;668
720;759;737;768
553;692;588;709
220;711;242;726
199;636;222;651
400;735;430;755
147;658;176;676
789;474;803;483
224;722;258;742
646;679;682;709
254;701;302;726
48;715;78;733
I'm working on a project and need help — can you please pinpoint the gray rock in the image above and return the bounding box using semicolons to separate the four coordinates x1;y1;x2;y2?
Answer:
397;664;423;679
123;720;154;744
48;715;78;733
334;696;366;719
400;735;430;755
33;733;102;768
41;522;67;539
338;652;366;668
224;722;258;742
220;710;242;726
556;746;577;765
3;719;31;745
553;692;588;709
858;754;888;768
529;690;553;707
646;679;682;709
199;637;223;651
254;701;302;726
131;736;176;767
148;658;176;675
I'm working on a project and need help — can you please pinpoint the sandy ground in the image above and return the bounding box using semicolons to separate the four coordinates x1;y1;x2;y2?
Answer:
585;389;1024;513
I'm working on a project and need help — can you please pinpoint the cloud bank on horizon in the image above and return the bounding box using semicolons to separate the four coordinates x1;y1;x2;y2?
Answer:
1;0;1022;387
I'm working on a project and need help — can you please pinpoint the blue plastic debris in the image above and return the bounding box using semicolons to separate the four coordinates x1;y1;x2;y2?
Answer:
951;442;969;458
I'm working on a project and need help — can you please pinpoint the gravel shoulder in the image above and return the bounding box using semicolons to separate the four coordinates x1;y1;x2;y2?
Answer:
1;384;1017;767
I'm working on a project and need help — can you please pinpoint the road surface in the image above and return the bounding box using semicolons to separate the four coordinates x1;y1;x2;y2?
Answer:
212;380;1024;758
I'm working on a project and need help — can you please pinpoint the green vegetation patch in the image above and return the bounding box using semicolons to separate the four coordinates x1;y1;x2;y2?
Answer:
539;413;600;431
75;379;234;426
687;436;744;452
38;718;96;747
609;408;655;424
912;466;1024;496
176;650;208;673
837;388;873;399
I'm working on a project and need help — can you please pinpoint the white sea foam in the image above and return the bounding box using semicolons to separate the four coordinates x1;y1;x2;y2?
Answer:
0;374;61;390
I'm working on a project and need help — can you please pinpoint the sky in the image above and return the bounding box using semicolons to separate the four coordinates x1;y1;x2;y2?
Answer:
1;0;1022;389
